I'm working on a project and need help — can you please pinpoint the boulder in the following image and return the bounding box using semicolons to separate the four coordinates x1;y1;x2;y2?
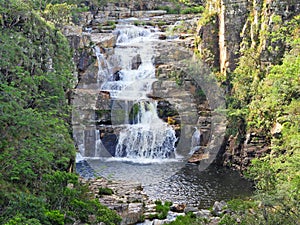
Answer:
121;203;144;225
131;54;142;70
212;200;227;216
91;33;116;48
170;203;186;213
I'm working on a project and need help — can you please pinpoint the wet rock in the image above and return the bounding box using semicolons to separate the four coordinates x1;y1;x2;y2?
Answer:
159;34;167;40
152;219;168;225
131;54;142;70
112;71;122;81
100;133;117;156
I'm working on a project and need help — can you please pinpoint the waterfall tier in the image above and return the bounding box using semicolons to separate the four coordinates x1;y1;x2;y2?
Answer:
73;23;179;162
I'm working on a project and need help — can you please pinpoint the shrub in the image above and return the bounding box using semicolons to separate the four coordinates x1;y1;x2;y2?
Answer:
149;200;172;220
99;187;114;196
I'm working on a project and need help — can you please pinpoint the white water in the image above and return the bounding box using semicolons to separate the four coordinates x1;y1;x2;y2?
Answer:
115;101;177;159
101;24;178;161
102;25;157;100
190;127;201;155
74;129;105;162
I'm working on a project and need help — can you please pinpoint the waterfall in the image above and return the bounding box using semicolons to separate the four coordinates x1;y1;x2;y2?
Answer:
115;101;177;159
72;47;111;159
94;46;112;88
74;129;105;161
190;127;201;155
102;24;177;161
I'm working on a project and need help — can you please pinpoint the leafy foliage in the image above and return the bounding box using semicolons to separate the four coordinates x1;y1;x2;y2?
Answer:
0;0;121;224
167;212;208;225
42;3;76;27
226;12;300;224
148;200;173;220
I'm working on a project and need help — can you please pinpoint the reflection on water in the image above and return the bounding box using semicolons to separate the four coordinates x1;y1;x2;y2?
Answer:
77;159;253;208
145;163;254;208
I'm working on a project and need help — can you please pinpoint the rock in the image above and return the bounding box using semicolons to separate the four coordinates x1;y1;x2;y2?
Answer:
91;33;116;48
100;133;118;156
121;203;144;225
131;54;142;70
159;34;167;40
212;201;227;216
78;50;93;71
271;122;283;136
184;206;199;213
63;25;82;36
209;216;220;225
152;219;168;225
188;152;209;163
136;220;153;225
170;203;186;213
194;209;211;218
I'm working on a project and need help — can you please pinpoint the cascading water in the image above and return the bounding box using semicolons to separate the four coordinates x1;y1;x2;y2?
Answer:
101;24;177;161
115;101;176;159
73;46;112;160
94;46;112;87
75;18;253;205
190;127;201;155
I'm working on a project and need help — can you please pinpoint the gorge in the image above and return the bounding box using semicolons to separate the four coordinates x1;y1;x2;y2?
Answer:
70;2;252;220
0;0;299;224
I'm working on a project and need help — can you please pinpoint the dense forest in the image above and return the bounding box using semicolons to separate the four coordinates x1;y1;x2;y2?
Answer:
0;0;121;224
0;0;299;224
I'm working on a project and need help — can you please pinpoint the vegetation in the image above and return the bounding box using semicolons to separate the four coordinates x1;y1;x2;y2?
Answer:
148;200;173;220
225;12;300;225
0;0;298;224
98;187;114;196
168;212;208;225
0;0;121;224
168;2;299;225
156;4;204;14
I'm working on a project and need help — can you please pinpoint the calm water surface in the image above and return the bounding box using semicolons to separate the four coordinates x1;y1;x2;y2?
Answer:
77;159;253;208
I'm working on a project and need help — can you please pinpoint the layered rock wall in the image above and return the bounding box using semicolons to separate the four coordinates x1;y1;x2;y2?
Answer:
198;0;300;170
198;0;300;74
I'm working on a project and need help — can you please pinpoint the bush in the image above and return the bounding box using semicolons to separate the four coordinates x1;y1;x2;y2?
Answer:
4;215;42;225
168;212;207;225
99;187;114;196
180;6;204;14
149;200;172;220
45;210;65;225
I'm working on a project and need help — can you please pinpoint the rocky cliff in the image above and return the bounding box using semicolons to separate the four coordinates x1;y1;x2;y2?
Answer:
197;0;300;171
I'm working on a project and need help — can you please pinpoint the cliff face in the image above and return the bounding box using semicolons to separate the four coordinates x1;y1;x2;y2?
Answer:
198;0;300;171
199;0;300;74
66;0;298;170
